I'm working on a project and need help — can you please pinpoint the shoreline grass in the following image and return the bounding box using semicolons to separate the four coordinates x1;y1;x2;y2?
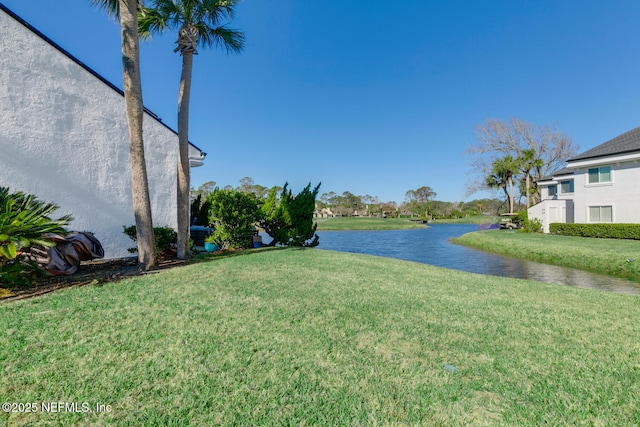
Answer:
314;217;427;230
2;248;639;425
453;230;640;282
429;215;499;225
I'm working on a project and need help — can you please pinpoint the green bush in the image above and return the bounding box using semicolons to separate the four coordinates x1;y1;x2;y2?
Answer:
517;209;528;224
521;218;543;233
207;189;263;249
260;182;320;247
123;225;178;255
0;187;71;286
550;223;640;240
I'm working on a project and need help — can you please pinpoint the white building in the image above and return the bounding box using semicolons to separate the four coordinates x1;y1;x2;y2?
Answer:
529;127;640;232
0;4;206;258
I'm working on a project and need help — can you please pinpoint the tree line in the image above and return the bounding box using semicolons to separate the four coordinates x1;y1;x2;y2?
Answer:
193;179;507;220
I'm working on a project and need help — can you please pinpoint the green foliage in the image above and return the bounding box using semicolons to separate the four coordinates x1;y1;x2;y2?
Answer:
0;187;71;286
207;189;263;249
517;208;542;233
550;223;640;240
190;194;212;227
260;183;321;247
123;225;178;255
516;209;528;223
521;217;543;233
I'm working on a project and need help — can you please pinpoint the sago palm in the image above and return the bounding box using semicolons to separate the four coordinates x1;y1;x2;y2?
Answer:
139;0;245;259
0;187;71;259
90;0;158;270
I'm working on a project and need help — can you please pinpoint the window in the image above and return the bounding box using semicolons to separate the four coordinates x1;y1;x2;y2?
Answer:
547;185;557;197
589;206;612;222
560;180;574;193
588;166;611;183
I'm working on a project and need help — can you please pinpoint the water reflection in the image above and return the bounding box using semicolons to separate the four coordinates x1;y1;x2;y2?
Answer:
315;224;640;295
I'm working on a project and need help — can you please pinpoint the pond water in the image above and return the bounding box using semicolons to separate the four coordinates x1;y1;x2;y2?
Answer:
315;224;640;295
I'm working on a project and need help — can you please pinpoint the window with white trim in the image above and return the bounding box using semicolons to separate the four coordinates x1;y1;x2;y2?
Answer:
548;185;557;197
559;180;574;193
588;166;611;183
588;206;612;222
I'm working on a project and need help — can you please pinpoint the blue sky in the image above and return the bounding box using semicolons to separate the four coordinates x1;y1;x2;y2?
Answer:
4;0;640;203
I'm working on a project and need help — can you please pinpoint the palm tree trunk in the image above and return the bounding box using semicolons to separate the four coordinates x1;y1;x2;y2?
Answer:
176;50;193;259
525;173;530;208
119;0;157;270
508;177;514;214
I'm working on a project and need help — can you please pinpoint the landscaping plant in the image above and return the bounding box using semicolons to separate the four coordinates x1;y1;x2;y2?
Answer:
0;187;71;285
260;182;321;247
207;189;263;249
123;225;178;257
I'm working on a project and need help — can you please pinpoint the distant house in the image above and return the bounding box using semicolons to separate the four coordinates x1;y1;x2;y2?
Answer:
313;208;335;218
528;127;640;232
0;4;206;258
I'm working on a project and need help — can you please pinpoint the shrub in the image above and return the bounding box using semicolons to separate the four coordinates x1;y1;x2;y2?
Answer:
190;194;212;227
521;218;543;233
123;225;178;256
550;223;640;240
0;187;71;286
207;189;263;249
517;209;528;224
260;182;321;247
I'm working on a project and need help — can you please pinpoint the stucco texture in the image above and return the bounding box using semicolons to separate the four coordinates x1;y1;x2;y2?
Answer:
0;9;179;259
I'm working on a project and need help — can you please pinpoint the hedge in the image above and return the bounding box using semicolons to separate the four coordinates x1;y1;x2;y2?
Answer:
549;223;640;240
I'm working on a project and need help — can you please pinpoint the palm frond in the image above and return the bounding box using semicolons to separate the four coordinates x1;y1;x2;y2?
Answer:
141;0;245;53
200;25;244;53
89;0;120;18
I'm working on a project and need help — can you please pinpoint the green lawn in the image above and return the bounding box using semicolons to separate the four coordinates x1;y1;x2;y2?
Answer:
315;217;427;230
2;248;639;425
453;230;640;282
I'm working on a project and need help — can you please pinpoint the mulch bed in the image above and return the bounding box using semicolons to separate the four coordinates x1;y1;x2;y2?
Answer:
1;257;187;302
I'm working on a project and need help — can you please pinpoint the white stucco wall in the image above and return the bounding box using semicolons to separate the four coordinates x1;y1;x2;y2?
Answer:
571;161;640;224
0;8;179;259
528;199;574;233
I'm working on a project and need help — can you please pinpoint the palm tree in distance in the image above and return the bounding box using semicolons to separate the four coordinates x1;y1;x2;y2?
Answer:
90;0;157;270
519;148;544;208
139;0;245;259
486;156;520;214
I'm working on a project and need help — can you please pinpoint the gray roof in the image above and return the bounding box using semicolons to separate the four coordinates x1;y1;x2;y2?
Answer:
569;126;640;162
537;166;574;182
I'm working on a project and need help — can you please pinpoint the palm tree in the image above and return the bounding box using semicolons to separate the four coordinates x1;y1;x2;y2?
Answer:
487;156;520;214
139;0;245;259
518;149;544;208
91;0;157;270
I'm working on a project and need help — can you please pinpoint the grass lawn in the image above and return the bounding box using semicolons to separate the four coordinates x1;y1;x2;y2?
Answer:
453;230;640;282
315;217;427;230
2;248;640;425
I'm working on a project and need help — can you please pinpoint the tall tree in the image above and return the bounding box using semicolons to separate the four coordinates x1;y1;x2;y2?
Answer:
518;148;544;208
91;0;157;270
467;117;579;203
139;0;245;259
404;186;436;218
486;156;520;214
